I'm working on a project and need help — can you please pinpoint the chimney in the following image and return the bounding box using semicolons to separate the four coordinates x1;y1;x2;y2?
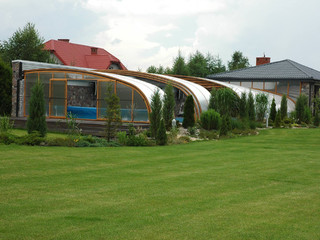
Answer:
58;39;70;43
256;55;270;66
91;47;98;55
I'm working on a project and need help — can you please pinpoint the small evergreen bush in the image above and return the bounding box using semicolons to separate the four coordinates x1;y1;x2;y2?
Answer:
0;116;13;133
200;109;221;130
157;119;167;145
269;98;277;122
274;110;282;128
183;95;195;128
26;81;47;137
314;111;319;127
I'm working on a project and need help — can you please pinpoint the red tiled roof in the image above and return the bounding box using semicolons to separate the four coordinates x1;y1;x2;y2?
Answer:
44;39;127;70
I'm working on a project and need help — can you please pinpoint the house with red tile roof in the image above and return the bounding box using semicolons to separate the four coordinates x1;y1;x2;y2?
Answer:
44;39;127;70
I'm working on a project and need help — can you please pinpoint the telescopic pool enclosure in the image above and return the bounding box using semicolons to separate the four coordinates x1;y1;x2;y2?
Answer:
11;60;296;129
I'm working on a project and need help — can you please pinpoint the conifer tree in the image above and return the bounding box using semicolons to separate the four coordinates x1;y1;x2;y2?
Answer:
239;92;247;119
0;57;12;116
26;80;47;137
269;98;277;122
280;94;287;119
149;89;162;138
208;87;217;110
274;110;281;128
182;95;195;128
247;92;255;121
163;84;175;130
157;119;167;145
105;82;122;142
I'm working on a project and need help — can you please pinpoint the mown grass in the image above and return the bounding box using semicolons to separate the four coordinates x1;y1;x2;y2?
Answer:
0;128;319;239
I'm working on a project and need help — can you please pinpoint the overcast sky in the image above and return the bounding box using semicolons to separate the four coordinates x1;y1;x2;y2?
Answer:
1;0;319;71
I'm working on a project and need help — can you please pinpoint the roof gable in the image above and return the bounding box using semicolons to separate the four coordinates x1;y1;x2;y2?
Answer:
207;59;320;81
44;39;126;70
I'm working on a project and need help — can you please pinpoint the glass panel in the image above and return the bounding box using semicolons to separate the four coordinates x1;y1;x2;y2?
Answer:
83;74;102;79
253;81;263;90
133;90;148;121
241;82;252;88
54;72;65;78
265;82;276;92
288;81;300;101
50;80;66;117
25;73;38;115
229;82;240;86
40;73;52;116
276;81;288;95
117;83;132;121
301;82;310;100
66;73;82;79
97;81;114;119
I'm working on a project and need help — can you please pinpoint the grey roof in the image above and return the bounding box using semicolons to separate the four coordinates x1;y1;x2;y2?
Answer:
207;59;320;81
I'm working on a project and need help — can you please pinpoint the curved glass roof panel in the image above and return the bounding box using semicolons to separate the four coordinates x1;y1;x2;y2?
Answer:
154;74;211;112
207;79;295;113
96;72;164;104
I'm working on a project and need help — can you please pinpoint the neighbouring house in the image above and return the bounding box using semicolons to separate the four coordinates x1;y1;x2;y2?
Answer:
207;56;320;108
44;39;127;70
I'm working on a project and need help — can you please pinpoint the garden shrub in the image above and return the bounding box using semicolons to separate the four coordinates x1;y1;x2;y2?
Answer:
46;137;74;147
178;135;191;143
0;132;15;145
304;107;312;124
220;115;231;136
187;126;198;136
247;92;255;121
280;94;288;119
200;109;221;130
274;110;282;128
199;129;219;140
314;111;319;127
295;94;308;123
26;81;47;137
255;93;268;122
0;116;14;133
117;131;128;145
269;98;277;122
17;132;45;146
157;119;167;145
183;95;195;128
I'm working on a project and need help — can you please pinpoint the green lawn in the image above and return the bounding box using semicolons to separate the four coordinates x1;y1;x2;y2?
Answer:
0;128;319;239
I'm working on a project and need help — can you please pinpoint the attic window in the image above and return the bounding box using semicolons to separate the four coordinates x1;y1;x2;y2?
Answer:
91;47;98;55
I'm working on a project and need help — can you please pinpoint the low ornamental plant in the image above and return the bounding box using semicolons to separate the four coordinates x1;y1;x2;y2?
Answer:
200;109;221;130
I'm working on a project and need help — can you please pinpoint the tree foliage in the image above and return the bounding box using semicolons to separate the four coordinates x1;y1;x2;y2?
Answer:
200;109;221;130
149;89;162;138
255;93;268;121
146;50;227;77
280;94;288;119
187;51;209;77
208;87;217;110
182;95;195;128
295;94;308;123
214;88;238;117
0;57;12;116
239;92;247;119
227;51;250;71
156;119;167;145
104;82;122;142
162;84;175;130
247;92;255;121
269;98;277;122
26;80;47;137
172;50;189;75
0;22;51;64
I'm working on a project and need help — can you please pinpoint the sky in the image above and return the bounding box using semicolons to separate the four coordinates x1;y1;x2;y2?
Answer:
1;0;320;72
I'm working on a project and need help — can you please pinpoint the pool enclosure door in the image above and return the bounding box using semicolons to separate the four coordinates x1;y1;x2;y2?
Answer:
49;79;67;118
